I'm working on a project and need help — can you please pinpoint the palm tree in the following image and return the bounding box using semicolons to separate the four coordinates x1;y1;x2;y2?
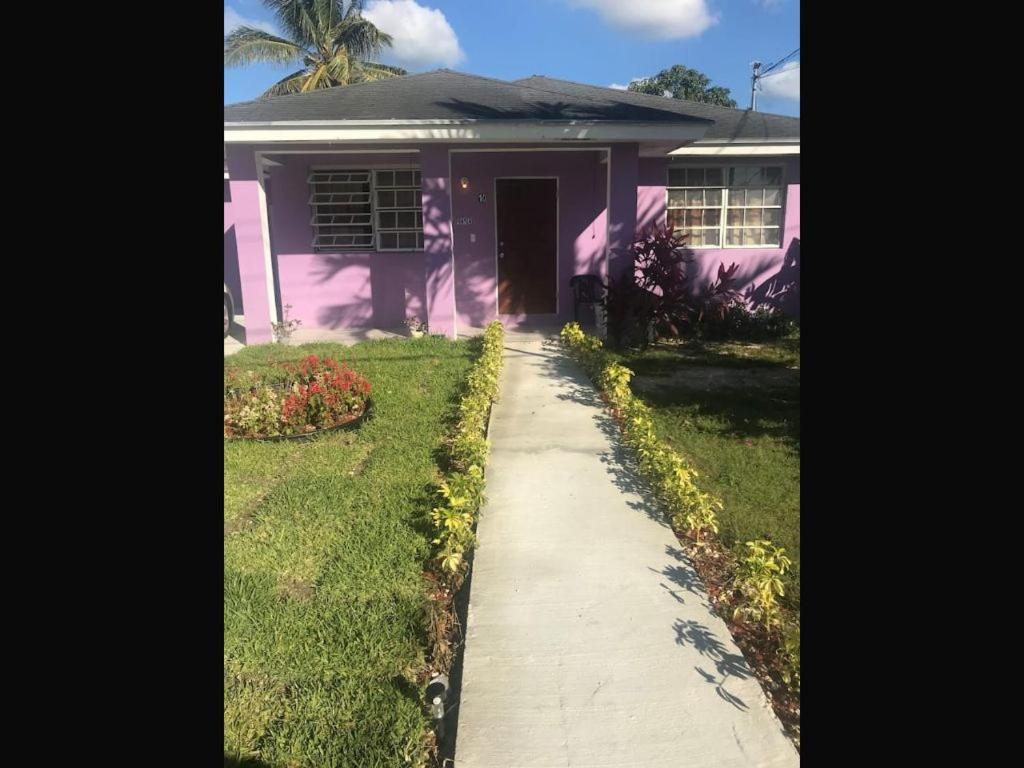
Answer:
225;0;407;98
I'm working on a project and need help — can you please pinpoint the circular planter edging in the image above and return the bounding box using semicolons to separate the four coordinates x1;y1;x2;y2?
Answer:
225;398;373;442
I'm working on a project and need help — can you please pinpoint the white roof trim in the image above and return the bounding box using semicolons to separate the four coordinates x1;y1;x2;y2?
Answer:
670;142;799;156
224;120;709;144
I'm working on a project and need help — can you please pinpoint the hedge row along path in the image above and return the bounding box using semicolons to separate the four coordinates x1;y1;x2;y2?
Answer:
453;338;798;768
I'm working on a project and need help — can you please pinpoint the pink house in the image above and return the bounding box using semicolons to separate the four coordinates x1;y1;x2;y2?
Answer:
224;70;799;344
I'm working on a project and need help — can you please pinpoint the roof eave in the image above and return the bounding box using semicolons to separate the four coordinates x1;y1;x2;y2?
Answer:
669;138;799;156
223;119;711;145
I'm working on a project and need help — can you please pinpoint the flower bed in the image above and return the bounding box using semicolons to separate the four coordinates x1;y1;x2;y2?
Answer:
224;355;371;439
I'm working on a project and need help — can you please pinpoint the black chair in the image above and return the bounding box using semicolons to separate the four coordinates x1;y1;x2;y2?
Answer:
569;274;605;322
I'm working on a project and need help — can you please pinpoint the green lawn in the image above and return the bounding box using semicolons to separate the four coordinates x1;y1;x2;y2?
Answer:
224;337;475;767
612;333;800;608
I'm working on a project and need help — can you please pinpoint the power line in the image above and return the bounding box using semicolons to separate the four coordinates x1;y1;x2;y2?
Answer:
760;62;799;80
760;48;800;76
750;48;799;110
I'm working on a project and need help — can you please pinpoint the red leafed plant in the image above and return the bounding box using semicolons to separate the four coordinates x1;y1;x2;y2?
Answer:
699;262;745;322
224;355;371;439
605;226;695;348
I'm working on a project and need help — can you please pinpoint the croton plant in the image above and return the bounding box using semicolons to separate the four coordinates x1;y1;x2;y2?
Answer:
224;355;371;438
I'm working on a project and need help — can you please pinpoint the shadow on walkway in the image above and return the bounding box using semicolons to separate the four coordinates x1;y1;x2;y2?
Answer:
532;338;759;714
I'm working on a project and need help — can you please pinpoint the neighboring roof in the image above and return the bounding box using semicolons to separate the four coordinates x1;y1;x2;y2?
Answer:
513;76;799;142
224;69;712;127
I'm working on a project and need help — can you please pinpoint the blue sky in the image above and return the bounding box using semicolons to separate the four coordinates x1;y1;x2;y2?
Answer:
224;1;799;116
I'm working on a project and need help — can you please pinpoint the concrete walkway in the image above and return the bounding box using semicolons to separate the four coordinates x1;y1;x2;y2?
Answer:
453;340;798;768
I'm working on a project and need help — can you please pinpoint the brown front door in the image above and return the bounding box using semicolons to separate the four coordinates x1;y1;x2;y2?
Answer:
496;178;557;314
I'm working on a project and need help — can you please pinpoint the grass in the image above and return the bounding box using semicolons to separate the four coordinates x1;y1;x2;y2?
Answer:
611;332;800;608
224;336;475;767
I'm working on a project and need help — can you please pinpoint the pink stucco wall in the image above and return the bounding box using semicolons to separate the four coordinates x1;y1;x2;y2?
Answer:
226;146;274;344
449;149;608;329
638;155;801;315
226;145;800;341
264;151;429;331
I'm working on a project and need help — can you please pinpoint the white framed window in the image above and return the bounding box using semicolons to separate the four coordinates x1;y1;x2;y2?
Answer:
309;168;423;252
667;165;784;248
373;169;424;251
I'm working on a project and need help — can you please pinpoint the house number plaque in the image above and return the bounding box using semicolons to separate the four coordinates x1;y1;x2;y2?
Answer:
455;216;473;225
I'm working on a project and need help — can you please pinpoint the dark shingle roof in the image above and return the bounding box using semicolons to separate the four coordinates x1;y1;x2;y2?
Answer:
224;69;712;126
513;76;799;141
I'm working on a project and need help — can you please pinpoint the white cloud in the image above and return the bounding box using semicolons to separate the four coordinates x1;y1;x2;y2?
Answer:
608;77;647;90
364;0;465;69
759;61;799;101
568;0;717;40
224;5;276;35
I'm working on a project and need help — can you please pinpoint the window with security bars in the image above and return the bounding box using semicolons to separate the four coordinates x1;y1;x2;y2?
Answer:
666;165;784;248
308;168;423;252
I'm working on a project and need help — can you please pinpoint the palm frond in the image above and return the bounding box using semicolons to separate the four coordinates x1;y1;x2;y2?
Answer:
263;0;322;50
332;16;392;61
324;48;351;85
261;68;315;98
345;0;364;19
224;27;306;67
300;63;333;92
355;61;408;82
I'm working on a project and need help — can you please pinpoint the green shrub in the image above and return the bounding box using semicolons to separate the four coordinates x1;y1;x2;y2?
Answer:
699;304;798;342
431;321;505;579
732;539;791;632
779;620;801;695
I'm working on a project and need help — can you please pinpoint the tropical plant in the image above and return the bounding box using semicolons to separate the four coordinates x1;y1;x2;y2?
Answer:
779;619;800;693
271;303;302;342
404;315;427;335
698;303;799;342
698;262;745;324
430;322;505;579
732;540;791;632
628;65;737;107
224;355;371;438
224;0;407;98
603;227;695;349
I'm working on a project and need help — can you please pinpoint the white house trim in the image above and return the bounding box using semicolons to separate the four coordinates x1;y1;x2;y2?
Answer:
670;142;799;156
253;151;279;328
225;120;709;145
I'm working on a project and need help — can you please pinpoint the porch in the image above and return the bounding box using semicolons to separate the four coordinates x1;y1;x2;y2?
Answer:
224;143;661;344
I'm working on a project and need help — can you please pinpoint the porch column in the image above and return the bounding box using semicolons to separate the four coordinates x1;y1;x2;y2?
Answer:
607;143;639;281
421;145;457;338
226;145;275;345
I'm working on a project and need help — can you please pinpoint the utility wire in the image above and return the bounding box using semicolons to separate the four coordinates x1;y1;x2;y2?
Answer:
760;47;800;77
760;62;800;80
750;47;799;109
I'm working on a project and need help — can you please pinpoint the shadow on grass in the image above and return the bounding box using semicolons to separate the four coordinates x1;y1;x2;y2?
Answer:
224;755;274;768
640;385;800;447
226;340;477;370
618;337;799;374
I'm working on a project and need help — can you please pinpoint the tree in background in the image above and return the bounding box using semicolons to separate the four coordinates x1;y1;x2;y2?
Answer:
628;65;737;108
225;0;406;98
